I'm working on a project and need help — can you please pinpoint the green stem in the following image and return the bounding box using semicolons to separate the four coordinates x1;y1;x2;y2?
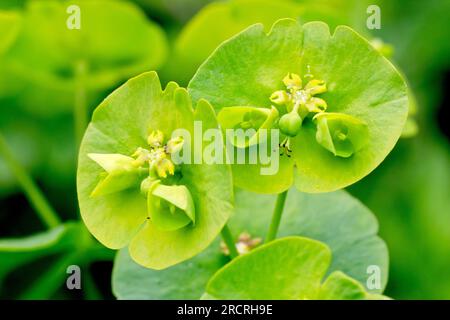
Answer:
0;133;61;228
83;267;103;300
265;190;288;243
20;252;81;299
221;224;239;259
74;60;88;148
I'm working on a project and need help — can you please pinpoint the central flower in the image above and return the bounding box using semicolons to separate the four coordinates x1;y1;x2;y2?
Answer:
78;72;233;269
130;130;183;179
271;73;328;138
88;130;196;232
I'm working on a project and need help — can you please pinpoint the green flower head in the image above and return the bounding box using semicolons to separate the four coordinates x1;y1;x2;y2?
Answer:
189;19;409;194
77;71;233;269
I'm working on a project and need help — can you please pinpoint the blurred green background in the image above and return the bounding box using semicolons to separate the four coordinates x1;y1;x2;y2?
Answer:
0;0;449;299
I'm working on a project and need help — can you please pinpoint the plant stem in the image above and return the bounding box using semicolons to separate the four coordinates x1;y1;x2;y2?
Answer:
0;133;61;228
265;190;288;243
74;60;88;148
83;267;103;300
221;224;239;259
20;252;81;299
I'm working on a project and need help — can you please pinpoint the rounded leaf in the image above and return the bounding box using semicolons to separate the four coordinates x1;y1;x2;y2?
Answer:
189;19;408;193
112;188;388;299
77;71;233;269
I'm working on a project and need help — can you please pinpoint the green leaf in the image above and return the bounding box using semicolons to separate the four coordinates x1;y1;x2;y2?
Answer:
207;237;329;299
0;222;88;281
0;10;21;55
205;237;379;300
2;0;168;114
188;19;409;193
77;71;233;269
112;240;227;300
162;0;303;84
317;271;367;300
112;188;388;299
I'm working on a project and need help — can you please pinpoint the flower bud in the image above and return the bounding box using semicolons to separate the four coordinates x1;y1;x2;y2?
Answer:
278;111;302;137
283;73;302;90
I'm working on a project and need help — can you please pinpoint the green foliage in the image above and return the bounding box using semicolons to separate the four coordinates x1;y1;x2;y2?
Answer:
204;237;383;300
1;0;168;115
112;189;387;299
189;19;409;194
77;71;233;269
1;0;446;301
162;0;303;84
0;223;87;281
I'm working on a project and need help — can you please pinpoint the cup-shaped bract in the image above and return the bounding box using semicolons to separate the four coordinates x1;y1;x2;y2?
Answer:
189;19;409;193
147;183;196;232
163;0;304;84
77;71;233;269
217;106;279;148
314;113;369;158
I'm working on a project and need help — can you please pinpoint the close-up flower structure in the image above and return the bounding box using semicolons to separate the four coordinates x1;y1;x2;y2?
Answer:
0;0;449;309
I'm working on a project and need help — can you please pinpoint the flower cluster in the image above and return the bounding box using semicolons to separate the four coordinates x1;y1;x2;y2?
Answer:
88;130;196;232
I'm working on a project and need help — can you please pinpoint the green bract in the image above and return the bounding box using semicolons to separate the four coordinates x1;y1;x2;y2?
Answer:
2;0;167;114
112;189;388;299
77;71;233;270
189;19;409;193
0;10;21;56
204;237;384;300
314;113;369;158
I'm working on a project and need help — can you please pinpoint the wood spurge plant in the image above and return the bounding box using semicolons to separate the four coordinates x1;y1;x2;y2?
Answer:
76;18;408;299
6;0;440;302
